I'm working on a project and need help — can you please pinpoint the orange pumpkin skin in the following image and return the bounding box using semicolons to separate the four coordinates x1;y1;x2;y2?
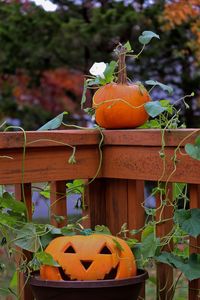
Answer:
40;234;136;281
93;83;150;129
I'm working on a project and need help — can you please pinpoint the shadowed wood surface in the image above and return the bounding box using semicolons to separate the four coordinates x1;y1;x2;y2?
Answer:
0;129;200;300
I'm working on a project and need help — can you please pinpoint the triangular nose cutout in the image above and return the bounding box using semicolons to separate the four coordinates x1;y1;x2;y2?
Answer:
80;260;93;270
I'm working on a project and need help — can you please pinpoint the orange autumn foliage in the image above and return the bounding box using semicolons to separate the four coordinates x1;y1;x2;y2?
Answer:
162;0;200;62
3;68;88;116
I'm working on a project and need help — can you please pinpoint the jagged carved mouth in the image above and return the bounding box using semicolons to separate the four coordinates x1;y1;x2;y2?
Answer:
59;263;119;281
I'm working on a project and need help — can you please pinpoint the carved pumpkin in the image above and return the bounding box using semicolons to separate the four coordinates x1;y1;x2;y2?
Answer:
40;234;136;281
93;45;150;129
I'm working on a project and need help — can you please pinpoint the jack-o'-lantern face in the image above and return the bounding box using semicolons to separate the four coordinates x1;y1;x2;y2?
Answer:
40;234;136;281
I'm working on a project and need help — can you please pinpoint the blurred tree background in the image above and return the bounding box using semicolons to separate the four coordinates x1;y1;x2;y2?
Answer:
0;0;199;130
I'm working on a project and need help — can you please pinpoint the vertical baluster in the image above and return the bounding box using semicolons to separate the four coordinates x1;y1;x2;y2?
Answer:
156;183;174;300
83;178;106;229
15;183;33;300
50;181;67;228
127;180;145;240
106;178;128;235
189;184;200;300
127;179;145;299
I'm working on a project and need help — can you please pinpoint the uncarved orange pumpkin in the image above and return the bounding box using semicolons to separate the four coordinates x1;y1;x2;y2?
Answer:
93;83;150;129
92;44;150;129
40;234;136;281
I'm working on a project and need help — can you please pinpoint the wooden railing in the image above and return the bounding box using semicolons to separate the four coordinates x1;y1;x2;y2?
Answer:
0;129;199;300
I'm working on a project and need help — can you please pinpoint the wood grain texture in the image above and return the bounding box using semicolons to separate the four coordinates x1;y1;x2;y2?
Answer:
127;180;145;240
50;181;67;227
105;179;128;235
189;184;200;300
84;179;107;229
103;146;200;184
0;146;101;184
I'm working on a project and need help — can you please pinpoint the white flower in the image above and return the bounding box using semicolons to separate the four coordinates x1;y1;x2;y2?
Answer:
89;62;107;79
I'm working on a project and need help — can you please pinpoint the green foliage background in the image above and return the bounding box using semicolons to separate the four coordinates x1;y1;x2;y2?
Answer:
0;0;199;129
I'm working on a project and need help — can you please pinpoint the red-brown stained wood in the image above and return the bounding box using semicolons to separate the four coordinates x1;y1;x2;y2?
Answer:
156;184;174;300
0;146;101;184
127;180;145;240
189;184;200;300
103;146;200;184
105;179;128;235
14;183;34;300
50;181;67;227
83;179;107;229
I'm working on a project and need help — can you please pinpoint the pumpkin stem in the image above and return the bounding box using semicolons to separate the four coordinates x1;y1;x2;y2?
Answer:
117;44;127;85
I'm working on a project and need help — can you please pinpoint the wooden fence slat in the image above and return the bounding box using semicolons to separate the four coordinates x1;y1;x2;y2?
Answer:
189;184;200;300
127;180;145;240
156;184;174;300
15;183;34;300
50;181;67;227
83;179;106;229
105;179;128;236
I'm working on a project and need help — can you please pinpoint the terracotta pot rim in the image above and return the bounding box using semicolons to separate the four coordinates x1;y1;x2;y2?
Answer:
28;269;148;289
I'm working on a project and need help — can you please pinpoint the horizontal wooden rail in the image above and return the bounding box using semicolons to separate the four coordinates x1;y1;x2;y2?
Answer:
0;129;199;300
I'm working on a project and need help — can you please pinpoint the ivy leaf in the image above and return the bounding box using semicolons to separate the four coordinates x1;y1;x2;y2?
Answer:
145;80;173;95
173;183;186;201
174;209;200;238
124;41;132;52
113;238;124;251
144;101;167;118
81;79;88;109
35;252;60;267
138;31;160;45
94;225;112;235
14;223;40;252
156;252;200;281
185;136;200;161
67;179;85;195
38;112;68;131
103;61;117;84
0;192;26;214
141;225;160;259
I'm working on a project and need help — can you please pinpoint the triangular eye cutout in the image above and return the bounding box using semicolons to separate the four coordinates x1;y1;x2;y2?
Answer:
64;245;76;253
100;245;112;254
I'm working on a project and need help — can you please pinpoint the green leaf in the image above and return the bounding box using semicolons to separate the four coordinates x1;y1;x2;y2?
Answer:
94;225;112;235
103;61;117;84
173;183;186;201
37;112;68;131
138;31;160;45
174;208;200;238
185;135;200;161
67;179;85;195
0;192;26;214
35;251;60;267
145;80;173;95
156;252;200;281
81;79;88;109
61;226;76;236
141;225;160;259
124;41;132;52
0;212;20;226
112;238;124;251
14;223;40;252
144;101;167;118
9;272;17;290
